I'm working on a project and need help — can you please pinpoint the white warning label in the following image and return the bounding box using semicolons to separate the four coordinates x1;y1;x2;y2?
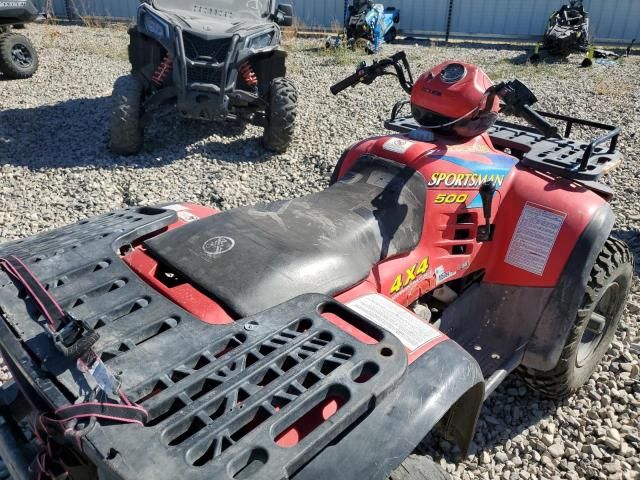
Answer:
505;203;566;276
383;137;415;154
163;204;188;211
347;294;442;351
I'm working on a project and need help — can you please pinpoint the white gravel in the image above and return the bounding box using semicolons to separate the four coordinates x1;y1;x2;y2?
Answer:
0;24;639;480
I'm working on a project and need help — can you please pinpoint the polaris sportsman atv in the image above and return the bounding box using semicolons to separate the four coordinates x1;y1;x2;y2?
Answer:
109;0;297;156
0;0;39;79
0;52;632;480
326;0;399;54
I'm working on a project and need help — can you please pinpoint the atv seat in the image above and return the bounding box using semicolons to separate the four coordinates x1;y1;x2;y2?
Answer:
145;156;426;317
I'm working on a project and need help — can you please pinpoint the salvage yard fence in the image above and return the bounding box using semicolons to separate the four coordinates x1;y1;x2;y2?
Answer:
40;0;640;44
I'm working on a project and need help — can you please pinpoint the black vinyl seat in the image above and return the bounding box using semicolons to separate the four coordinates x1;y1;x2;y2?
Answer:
145;156;426;317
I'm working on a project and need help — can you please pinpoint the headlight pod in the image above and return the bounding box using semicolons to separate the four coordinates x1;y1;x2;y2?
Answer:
246;31;275;50
142;11;169;41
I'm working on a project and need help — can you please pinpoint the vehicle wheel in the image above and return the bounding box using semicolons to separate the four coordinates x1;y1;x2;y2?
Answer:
522;236;633;399
109;75;144;156
262;77;297;153
0;32;39;79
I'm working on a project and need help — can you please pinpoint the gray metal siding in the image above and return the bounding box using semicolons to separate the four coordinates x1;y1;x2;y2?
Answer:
290;0;639;42
48;0;640;42
53;0;137;19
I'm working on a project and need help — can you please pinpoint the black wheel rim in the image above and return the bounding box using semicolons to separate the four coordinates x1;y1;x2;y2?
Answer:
11;43;33;68
576;281;623;367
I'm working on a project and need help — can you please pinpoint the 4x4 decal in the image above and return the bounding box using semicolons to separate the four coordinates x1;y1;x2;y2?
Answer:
390;256;430;294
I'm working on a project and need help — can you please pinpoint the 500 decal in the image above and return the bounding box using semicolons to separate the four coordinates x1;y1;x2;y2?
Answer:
428;172;505;188
435;193;468;204
390;257;429;294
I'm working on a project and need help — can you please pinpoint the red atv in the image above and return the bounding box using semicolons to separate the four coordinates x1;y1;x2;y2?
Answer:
0;52;632;479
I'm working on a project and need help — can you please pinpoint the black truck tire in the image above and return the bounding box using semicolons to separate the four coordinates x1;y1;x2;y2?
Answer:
0;32;38;79
262;77;297;153
109;75;144;156
522;237;633;399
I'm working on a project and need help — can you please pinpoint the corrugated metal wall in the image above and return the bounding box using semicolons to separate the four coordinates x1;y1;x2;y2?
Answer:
51;0;138;19
48;0;640;42
291;0;640;43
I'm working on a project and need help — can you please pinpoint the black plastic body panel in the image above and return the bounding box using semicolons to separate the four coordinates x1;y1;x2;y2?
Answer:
0;206;414;479
146;156;426;317
440;283;553;377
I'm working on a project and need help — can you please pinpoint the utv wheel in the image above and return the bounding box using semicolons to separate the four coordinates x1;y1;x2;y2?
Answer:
262;77;297;153
0;32;38;79
109;75;144;156
522;237;633;399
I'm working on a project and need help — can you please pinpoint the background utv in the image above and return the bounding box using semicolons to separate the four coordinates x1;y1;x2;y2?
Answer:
0;0;39;79
110;0;297;156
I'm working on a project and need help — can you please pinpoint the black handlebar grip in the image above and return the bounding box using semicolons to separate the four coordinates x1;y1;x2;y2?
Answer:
330;72;363;95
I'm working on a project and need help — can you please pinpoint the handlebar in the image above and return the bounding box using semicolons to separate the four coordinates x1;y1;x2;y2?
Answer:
493;79;561;138
330;51;414;96
330;69;367;95
332;52;563;139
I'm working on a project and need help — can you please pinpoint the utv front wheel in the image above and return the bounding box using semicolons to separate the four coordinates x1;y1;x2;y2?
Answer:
522;237;633;399
109;75;144;156
262;77;297;153
0;32;38;79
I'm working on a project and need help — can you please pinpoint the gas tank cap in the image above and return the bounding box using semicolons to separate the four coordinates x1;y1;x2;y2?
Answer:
408;129;435;142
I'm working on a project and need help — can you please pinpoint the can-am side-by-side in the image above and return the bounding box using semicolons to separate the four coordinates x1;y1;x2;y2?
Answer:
110;0;297;156
0;52;632;479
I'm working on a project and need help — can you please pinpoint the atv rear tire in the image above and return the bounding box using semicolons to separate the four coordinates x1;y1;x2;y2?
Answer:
0;32;38;79
522;236;633;399
262;77;297;153
109;75;144;156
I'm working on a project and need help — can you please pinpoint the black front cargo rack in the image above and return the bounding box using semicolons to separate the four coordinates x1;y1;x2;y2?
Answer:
385;109;622;182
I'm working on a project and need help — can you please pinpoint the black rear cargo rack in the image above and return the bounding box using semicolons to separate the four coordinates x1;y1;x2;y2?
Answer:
0;207;407;480
385;110;622;182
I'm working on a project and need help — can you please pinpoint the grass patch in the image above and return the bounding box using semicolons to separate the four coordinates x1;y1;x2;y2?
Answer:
311;42;369;66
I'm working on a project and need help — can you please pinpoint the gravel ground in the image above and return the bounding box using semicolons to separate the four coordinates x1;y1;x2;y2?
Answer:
0;24;639;480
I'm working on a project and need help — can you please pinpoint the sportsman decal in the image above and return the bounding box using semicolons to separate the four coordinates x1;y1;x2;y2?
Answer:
390;256;429;294
428;172;506;188
429;153;517;208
